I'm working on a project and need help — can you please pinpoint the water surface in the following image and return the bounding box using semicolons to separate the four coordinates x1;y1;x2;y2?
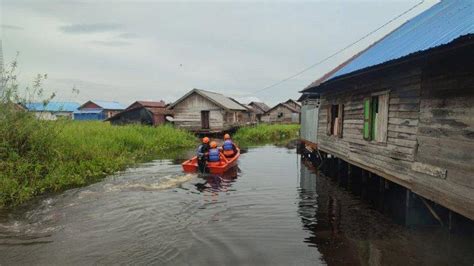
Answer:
0;146;472;265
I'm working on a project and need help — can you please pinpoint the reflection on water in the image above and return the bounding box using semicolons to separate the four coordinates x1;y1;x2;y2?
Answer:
0;146;473;265
298;159;474;266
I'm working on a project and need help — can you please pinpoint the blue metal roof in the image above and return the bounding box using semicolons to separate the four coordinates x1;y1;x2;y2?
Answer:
73;109;103;114
25;102;80;112
327;0;474;81
89;100;125;110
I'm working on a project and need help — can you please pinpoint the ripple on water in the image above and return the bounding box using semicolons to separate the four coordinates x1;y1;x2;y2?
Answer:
1;146;473;265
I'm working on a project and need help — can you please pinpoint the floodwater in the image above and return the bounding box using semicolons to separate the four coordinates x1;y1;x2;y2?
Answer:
0;146;473;265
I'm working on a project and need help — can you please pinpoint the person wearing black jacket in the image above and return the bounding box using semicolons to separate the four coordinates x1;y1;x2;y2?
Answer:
197;137;210;173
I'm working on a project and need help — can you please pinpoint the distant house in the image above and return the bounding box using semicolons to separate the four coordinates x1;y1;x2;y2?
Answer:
262;100;301;124
106;100;173;126
247;101;270;122
245;105;259;123
24;102;80;120
168;88;248;133
13;103;27;112
74;100;125;121
283;99;301;112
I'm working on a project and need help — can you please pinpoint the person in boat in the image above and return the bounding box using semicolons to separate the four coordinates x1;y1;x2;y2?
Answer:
221;133;238;158
197;137;210;173
208;141;222;163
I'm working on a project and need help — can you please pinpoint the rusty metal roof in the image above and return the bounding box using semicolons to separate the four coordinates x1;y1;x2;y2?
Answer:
125;101;167;110
249;102;271;113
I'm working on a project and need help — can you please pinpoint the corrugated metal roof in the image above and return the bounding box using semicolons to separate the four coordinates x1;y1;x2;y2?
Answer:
266;102;300;114
91;100;125;110
169;89;247;111
249;102;271;113
198;90;248;111
136;101;166;108
327;0;474;81
25;102;80;112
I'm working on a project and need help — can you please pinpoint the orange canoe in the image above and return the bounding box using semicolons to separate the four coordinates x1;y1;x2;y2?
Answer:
182;148;240;175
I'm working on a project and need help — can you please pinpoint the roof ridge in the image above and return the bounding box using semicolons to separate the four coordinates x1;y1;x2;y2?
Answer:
194;88;224;96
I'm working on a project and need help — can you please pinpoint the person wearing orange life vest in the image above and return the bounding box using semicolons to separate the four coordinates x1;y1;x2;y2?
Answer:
222;133;237;157
208;141;222;162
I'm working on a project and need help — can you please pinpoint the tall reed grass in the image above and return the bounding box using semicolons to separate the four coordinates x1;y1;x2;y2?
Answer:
233;124;300;146
0;117;196;207
0;57;197;207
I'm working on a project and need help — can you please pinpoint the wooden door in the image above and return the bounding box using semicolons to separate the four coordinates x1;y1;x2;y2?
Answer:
201;111;210;129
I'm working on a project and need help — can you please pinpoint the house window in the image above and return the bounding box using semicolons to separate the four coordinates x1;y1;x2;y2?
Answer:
363;91;389;142
278;112;284;118
327;104;343;138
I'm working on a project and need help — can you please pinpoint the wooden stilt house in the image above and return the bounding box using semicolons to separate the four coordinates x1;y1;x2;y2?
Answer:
168;88;249;133
106;101;173;126
300;1;474;221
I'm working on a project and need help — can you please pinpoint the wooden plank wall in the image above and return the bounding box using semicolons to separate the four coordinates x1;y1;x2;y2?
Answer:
413;54;474;219
264;105;299;123
317;56;474;220
172;93;225;131
318;68;422;187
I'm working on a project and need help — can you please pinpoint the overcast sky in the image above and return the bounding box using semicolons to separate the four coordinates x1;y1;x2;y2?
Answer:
0;0;437;106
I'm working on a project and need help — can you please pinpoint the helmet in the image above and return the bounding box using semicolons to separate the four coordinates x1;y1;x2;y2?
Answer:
210;141;217;148
224;133;230;140
202;137;210;144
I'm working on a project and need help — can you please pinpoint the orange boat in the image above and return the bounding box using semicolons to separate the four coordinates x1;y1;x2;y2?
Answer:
182;148;240;175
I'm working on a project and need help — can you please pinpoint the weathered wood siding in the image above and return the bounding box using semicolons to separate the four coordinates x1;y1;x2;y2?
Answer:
172;92;225;131
318;68;422;185
285;101;301;111
317;55;474;220
413;55;474;219
263;105;299;123
223;110;249;128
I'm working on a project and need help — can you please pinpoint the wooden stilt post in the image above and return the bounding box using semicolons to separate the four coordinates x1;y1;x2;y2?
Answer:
449;211;453;232
361;169;367;199
405;189;411;227
337;158;342;185
347;164;352;191
378;177;385;212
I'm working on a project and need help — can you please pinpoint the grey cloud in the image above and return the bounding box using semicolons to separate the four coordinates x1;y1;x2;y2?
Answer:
117;32;137;39
89;40;131;47
60;23;122;34
1;24;24;30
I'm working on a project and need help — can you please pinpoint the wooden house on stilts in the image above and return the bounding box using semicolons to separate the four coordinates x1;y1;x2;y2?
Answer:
168;88;249;133
106;101;173;126
299;1;474;225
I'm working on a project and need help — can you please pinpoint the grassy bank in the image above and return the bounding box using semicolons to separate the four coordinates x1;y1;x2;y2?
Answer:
233;124;300;146
0;116;196;207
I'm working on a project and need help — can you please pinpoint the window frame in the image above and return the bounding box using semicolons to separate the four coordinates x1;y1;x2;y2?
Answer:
327;103;344;138
363;90;390;143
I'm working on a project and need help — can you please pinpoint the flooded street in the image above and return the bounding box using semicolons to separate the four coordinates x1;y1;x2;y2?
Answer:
1;146;473;265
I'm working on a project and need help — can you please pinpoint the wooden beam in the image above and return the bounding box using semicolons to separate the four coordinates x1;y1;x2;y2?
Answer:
421;198;444;226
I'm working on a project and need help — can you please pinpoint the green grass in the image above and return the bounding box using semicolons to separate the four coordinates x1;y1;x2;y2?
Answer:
233;124;300;146
0;111;196;207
